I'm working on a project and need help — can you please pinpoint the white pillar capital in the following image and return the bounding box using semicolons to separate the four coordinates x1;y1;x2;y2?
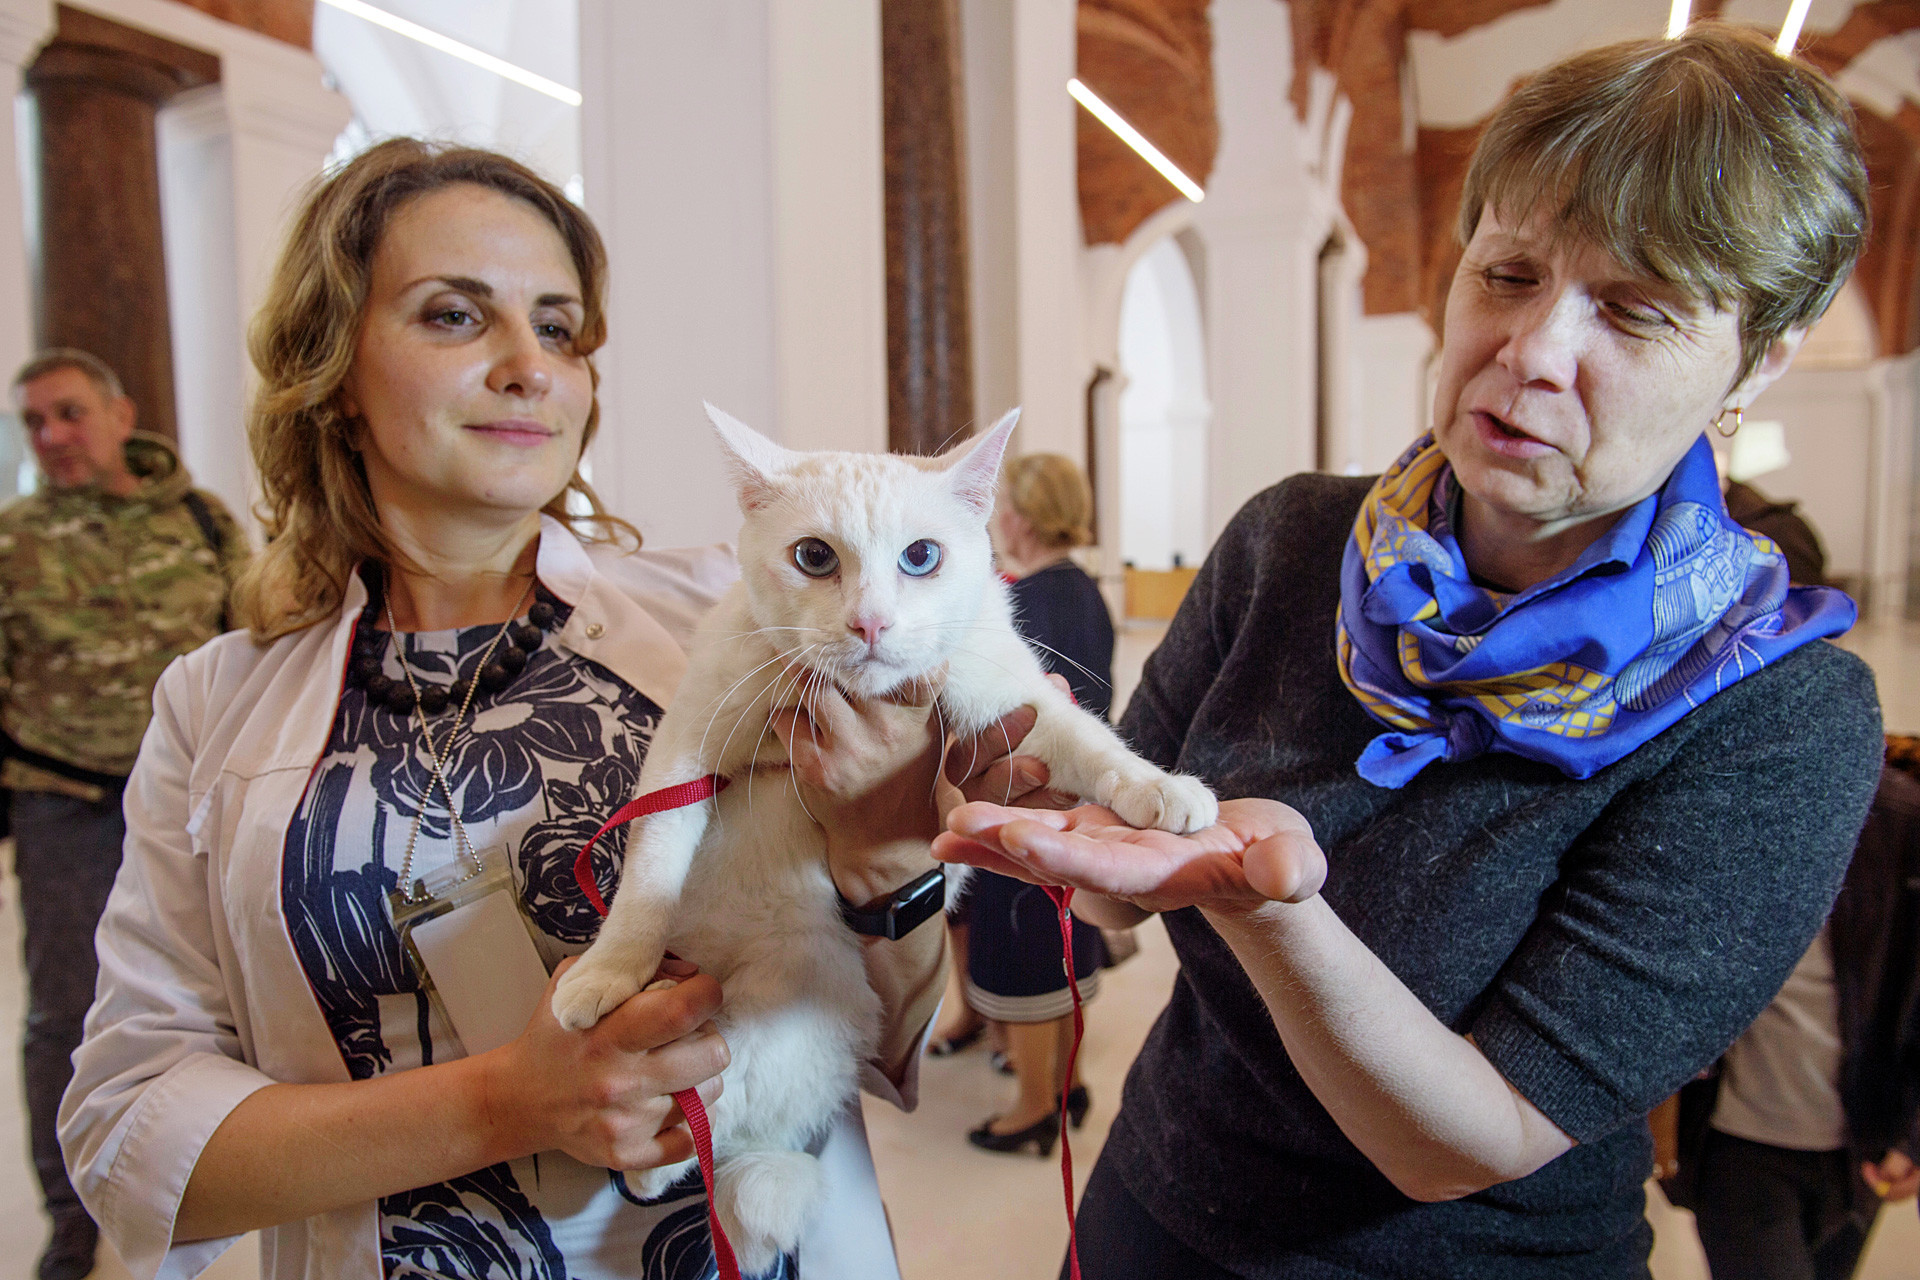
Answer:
218;50;351;156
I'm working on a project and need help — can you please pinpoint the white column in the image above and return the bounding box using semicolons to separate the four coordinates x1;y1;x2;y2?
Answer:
1865;351;1919;621
1351;312;1435;473
1195;0;1331;542
579;0;889;548
959;0;1020;425
158;85;246;520
214;44;350;325
0;0;52;391
1011;0;1083;462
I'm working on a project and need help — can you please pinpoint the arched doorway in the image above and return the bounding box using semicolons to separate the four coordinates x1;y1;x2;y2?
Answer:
1116;233;1209;572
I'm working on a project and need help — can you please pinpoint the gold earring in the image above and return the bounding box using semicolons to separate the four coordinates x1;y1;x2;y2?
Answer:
1713;406;1744;439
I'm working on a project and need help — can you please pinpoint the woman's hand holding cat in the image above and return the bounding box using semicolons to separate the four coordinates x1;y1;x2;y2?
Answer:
488;955;731;1171
933;796;1327;915
770;673;1080;904
769;673;946;906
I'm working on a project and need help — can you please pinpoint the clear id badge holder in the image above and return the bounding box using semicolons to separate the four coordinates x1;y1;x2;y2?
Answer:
389;848;552;1057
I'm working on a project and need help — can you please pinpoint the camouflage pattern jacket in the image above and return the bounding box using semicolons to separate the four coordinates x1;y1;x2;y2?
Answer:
0;433;248;795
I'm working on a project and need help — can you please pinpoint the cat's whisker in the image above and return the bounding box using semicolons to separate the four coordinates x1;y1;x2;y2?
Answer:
694;647;803;772
785;659;830;828
910;621;1113;692
706;643;823;842
929;696;951;808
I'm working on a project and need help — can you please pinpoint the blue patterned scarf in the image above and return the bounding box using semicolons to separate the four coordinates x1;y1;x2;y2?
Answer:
1334;433;1856;788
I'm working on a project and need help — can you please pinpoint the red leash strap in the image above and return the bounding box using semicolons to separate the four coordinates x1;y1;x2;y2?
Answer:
573;775;742;1280
1046;884;1085;1280
571;775;730;915
676;1074;743;1280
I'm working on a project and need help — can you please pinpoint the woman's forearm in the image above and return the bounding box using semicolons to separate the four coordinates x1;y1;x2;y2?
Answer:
860;914;947;1084
1204;896;1572;1201
1070;892;1150;929
176;1053;527;1242
836;837;948;1085
175;966;725;1242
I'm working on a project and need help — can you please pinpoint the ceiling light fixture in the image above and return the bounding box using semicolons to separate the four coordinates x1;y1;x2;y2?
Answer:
317;0;582;106
1068;77;1204;203
1776;0;1814;54
1666;0;1691;38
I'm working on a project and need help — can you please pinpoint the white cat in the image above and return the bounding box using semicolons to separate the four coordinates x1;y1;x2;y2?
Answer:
552;404;1215;1271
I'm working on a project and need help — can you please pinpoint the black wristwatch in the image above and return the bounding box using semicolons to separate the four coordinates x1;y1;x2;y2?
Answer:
838;867;946;940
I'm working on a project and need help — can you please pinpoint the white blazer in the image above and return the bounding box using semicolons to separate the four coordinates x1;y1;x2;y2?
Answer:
58;518;911;1280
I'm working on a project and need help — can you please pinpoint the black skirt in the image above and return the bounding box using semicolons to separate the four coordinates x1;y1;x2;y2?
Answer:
963;868;1107;1022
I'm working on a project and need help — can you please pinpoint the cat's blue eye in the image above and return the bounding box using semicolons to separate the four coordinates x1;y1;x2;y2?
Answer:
898;539;942;577
792;538;839;577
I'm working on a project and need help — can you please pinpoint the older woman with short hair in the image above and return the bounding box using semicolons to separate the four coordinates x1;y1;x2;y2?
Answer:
938;24;1884;1277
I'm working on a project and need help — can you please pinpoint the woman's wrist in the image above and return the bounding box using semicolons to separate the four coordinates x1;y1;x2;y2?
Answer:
467;1043;545;1166
1200;892;1318;935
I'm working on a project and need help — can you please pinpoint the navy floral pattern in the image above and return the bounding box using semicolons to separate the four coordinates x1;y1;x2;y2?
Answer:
281;582;765;1279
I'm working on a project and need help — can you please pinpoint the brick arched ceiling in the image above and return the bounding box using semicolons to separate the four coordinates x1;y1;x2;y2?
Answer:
167;0;313;47
1288;0;1556;316
1075;0;1217;246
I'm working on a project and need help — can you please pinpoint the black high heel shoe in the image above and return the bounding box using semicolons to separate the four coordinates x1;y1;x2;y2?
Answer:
925;1024;984;1057
1065;1084;1090;1130
968;1112;1060;1157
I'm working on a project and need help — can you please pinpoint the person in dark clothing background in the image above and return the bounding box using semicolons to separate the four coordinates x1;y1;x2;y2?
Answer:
1654;468;1920;1280
960;452;1115;1155
1726;478;1828;588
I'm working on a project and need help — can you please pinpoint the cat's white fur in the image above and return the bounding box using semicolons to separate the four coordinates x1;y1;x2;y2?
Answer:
553;405;1215;1270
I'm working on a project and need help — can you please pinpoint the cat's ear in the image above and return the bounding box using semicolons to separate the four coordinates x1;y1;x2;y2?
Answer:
705;402;792;513
940;408;1020;518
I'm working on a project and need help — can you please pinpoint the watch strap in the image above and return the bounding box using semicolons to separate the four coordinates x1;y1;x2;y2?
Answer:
838;866;946;940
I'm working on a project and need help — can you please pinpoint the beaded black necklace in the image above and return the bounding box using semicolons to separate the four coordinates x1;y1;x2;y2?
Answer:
346;568;566;715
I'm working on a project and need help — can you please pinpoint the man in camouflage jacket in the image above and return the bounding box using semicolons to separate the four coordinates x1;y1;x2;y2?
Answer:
0;349;245;1280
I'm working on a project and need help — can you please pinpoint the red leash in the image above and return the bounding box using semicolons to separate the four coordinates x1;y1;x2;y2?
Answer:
573;774;742;1280
1045;885;1086;1280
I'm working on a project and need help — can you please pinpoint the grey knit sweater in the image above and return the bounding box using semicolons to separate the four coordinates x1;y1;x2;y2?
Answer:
1102;474;1884;1278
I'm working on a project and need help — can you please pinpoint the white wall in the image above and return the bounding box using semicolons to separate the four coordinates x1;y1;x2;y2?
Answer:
1742;358;1877;593
1351;312;1433;473
1117;235;1209;569
1407;0;1673;129
578;0;887;549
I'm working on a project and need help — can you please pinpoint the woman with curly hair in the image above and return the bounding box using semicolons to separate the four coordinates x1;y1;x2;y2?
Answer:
59;139;1023;1280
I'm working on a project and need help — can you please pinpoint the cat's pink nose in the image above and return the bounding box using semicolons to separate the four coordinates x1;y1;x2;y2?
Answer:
849;616;890;649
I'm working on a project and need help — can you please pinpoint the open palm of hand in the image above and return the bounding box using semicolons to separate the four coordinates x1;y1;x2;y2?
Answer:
933;796;1326;914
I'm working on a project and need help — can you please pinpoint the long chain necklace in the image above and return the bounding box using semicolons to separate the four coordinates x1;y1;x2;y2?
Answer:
385;577;537;905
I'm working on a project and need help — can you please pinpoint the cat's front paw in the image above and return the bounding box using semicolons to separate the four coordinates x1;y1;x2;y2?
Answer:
627;1157;698;1203
552;951;645;1032
1104;770;1218;835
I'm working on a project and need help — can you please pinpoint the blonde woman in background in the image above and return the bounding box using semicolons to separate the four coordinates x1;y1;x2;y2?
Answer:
957;453;1117;1154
